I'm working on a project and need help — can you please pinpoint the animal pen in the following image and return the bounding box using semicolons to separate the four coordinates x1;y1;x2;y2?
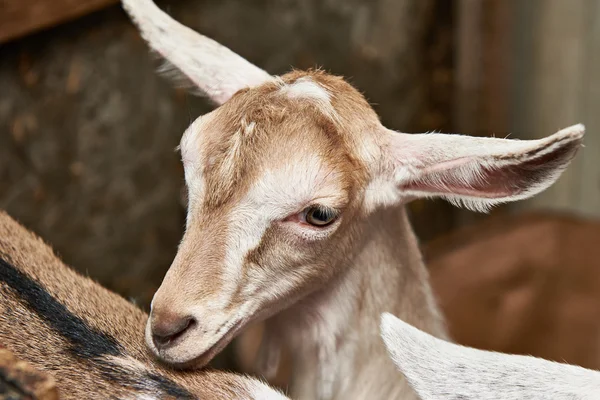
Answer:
1;0;600;398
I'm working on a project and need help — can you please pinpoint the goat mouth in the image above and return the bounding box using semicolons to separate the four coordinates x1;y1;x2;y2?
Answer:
166;318;245;370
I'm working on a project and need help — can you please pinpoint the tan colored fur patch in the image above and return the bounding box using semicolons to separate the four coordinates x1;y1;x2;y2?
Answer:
183;70;378;212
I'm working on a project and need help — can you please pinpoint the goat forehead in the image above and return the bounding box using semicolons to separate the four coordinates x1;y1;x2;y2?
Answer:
195;118;348;206
193;152;346;221
180;69;376;167
181;70;375;209
247;153;347;215
187;155;344;259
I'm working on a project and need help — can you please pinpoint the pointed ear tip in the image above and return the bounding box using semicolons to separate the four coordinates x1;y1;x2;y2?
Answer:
380;312;395;326
120;0;137;11
380;313;395;335
558;123;586;140
380;312;408;338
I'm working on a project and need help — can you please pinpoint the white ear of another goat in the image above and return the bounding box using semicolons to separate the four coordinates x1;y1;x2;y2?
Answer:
380;312;600;400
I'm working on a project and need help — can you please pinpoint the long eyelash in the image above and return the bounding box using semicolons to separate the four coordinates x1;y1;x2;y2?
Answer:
312;205;340;219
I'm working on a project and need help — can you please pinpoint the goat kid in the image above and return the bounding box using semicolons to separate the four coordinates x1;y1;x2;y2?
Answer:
121;1;585;399
0;211;287;400
381;312;600;400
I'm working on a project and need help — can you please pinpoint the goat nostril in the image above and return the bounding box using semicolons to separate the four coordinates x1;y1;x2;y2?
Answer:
151;315;195;349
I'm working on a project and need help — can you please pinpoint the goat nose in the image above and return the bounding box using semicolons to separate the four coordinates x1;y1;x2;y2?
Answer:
150;311;195;349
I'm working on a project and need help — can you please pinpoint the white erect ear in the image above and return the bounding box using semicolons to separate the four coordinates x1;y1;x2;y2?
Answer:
369;124;584;212
121;0;274;105
380;312;600;400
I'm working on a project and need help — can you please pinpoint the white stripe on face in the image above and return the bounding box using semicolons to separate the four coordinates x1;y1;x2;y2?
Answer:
219;152;344;302
180;113;222;209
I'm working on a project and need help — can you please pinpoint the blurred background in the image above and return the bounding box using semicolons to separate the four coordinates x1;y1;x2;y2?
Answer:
1;0;599;385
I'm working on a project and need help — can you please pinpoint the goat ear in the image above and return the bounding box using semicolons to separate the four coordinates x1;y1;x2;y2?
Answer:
122;0;273;105
380;312;600;400
368;124;584;212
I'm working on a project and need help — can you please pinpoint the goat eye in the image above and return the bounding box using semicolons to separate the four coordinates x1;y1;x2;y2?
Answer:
305;206;338;227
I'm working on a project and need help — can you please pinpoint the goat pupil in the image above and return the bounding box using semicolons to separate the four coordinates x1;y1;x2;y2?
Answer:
307;207;337;226
312;209;328;222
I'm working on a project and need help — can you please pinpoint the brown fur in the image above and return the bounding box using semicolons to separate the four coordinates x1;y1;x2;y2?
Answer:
0;210;286;399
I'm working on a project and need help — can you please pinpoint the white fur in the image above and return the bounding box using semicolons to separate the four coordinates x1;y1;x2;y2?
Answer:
243;120;257;136
380;312;600;400
296;268;363;400
272;212;430;400
281;77;331;103
245;380;289;400
121;0;273;105
363;175;402;213
179;114;220;209
279;77;338;122
249;153;344;217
